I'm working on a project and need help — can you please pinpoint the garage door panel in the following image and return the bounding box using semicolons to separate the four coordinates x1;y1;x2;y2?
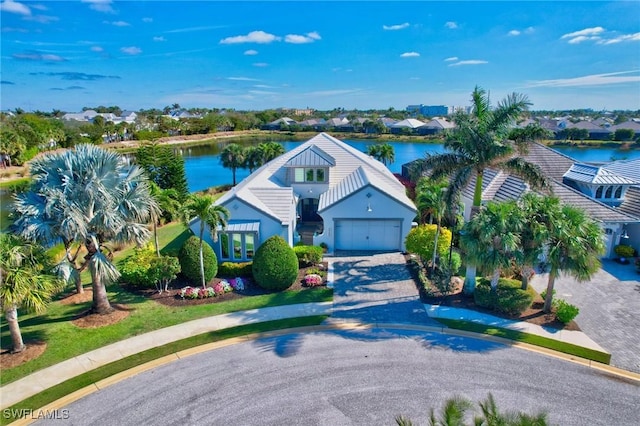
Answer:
335;220;401;251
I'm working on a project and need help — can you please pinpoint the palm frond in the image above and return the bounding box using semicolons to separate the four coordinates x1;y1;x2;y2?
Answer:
500;157;551;191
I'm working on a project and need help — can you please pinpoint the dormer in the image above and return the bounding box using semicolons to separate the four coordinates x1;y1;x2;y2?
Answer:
284;144;335;186
562;163;639;207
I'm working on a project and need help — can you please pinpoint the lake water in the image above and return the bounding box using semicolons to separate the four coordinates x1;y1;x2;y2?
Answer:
2;140;639;229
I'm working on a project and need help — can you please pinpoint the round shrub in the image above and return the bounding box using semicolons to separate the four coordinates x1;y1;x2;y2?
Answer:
554;299;580;324
252;235;299;291
178;235;218;285
474;277;534;316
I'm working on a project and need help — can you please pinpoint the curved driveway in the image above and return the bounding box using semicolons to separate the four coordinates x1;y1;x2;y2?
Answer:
38;329;639;426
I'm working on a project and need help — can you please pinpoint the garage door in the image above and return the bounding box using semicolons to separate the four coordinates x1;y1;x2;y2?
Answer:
335;219;401;251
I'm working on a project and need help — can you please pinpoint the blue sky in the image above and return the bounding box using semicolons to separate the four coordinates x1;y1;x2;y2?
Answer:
1;1;639;113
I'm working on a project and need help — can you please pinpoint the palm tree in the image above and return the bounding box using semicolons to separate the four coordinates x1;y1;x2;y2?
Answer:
182;194;230;288
243;146;263;172
415;177;449;272
12;144;157;314
0;234;62;352
542;204;604;313
220;143;246;186
416;86;549;295
366;143;395;166
461;200;523;291
258;141;285;163
149;182;180;256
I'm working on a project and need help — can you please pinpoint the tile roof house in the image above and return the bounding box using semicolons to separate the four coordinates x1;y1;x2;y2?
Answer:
193;133;417;261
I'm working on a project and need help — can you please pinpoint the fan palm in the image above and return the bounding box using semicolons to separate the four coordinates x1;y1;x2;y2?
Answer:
182;194;230;288
415;177;450;271
415;86;549;295
366;143;395;166
12;144;157;314
0;234;62;352
220;143;246;186
258;141;285;163
542;204;604;313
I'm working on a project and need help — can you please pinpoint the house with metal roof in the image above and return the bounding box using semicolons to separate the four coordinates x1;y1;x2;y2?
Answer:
194;133;417;262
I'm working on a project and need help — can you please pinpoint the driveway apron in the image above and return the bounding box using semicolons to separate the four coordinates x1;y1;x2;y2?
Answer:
328;252;440;326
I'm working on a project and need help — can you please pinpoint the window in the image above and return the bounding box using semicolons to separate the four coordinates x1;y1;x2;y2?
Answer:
605;186;613;198
595;186;603;198
316;168;325;182
220;234;229;259
246;234;255;259
294;167;327;183
306;168;315;182
294;168;305;182
615;186;622;198
232;234;242;260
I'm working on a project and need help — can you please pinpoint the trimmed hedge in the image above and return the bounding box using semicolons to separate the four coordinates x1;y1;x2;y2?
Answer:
474;277;535;316
218;261;253;277
252;236;299;291
178;236;218;285
293;245;323;266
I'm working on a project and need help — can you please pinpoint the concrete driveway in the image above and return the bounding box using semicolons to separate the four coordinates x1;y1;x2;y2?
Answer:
530;259;640;373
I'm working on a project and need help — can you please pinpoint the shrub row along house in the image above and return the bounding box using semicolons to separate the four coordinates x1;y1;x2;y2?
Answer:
190;133;417;260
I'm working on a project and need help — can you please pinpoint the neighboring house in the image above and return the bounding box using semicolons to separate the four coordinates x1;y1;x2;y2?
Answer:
565;120;612;140
402;143;640;258
609;120;640;139
390;118;426;134
191;133;417;261
263;117;297;130
418;117;455;135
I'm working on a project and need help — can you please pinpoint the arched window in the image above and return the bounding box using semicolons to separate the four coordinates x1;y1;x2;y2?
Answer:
595;186;603;198
615;186;622;198
605;186;613;198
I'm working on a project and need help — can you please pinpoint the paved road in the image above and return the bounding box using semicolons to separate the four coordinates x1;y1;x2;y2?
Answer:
38;329;640;426
530;259;640;373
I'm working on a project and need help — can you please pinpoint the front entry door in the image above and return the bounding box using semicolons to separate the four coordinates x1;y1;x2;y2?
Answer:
301;198;320;221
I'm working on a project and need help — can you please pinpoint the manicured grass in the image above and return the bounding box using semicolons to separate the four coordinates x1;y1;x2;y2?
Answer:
0;316;328;426
0;222;332;385
437;318;611;365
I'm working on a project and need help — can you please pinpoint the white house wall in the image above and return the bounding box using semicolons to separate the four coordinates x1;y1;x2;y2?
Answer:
317;186;415;252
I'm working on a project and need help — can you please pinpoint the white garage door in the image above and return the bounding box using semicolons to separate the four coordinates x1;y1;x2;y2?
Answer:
335;219;401;251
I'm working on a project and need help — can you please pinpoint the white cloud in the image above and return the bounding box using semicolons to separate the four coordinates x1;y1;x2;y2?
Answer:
220;30;280;44
227;77;259;81
244;49;258;55
90;46;103;52
253;62;268;67
120;46;142;55
448;59;488;67
526;71;640;88
108;20;130;27
444;56;458;62
81;0;115;13
525;27;535;34
508;30;521;36
285;32;321;44
304;89;362;97
142;17;153;23
599;32;640;45
166;25;224;34
561;26;605;39
0;0;31;15
383;23;409;31
400;52;420;58
153;36;166;42
567;35;599;44
445;21;458;29
24;14;58;24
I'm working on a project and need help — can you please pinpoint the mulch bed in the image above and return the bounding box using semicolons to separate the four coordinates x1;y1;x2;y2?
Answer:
0;341;48;369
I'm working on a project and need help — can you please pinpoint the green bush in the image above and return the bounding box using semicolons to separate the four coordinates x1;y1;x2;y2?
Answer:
554;299;580;324
405;224;452;261
218;261;253;277
119;247;157;288
614;244;634;258
178;236;218;285
252;236;299;291
474;278;534;316
441;251;462;275
293;245;323;266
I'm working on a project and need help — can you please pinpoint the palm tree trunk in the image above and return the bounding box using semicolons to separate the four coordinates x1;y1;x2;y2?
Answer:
490;269;500;292
463;171;483;296
198;226;206;289
74;272;83;294
520;265;532;290
5;305;25;353
66;247;83;294
543;270;556;313
90;260;113;314
153;219;160;257
431;222;440;273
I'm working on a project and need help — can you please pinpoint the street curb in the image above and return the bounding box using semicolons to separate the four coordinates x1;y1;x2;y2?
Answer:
7;320;639;426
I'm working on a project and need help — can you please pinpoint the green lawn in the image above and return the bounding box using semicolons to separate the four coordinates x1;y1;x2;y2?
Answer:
0;222;332;385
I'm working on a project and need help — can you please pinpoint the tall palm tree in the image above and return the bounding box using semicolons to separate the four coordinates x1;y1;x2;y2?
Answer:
12;144;157;314
258;141;285;163
461;200;523;291
416;86;549;295
366;143;395;166
149;182;180;256
220;143;246;186
542;204;604;313
243;146;263;172
182;194;230;288
0;234;62;352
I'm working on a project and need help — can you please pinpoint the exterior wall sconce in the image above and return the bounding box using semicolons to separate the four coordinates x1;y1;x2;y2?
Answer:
366;192;372;212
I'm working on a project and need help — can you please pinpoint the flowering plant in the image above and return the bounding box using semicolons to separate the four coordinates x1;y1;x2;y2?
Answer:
179;286;199;299
230;277;245;291
303;273;324;287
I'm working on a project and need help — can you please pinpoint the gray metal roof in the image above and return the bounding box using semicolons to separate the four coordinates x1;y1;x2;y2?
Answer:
521;142;576;180
603;159;640;183
563;163;638;185
318;167;367;211
618;186;640;219
284;144;335;167
217;221;261;232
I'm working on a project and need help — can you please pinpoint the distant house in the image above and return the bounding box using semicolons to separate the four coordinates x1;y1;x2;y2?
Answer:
610;120;640;139
565;120;612;140
417;117;455;135
190;133;417;260
390;118;426;134
263;117;297;130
